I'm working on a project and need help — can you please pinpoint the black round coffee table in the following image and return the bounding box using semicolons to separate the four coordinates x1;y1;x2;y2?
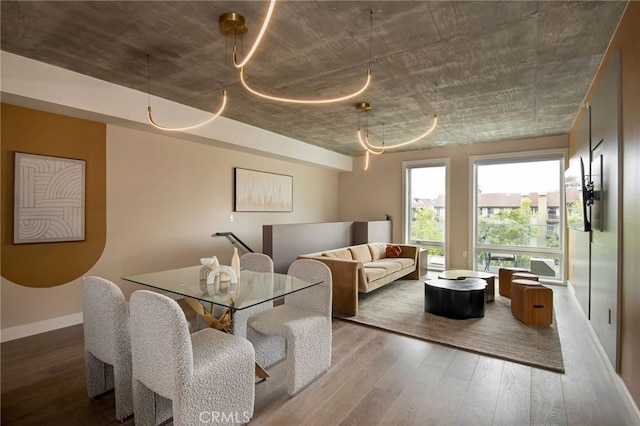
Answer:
424;278;486;319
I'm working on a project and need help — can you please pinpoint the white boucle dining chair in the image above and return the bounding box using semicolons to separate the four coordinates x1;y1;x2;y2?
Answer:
82;276;133;421
129;290;255;426
247;259;332;396
236;253;287;369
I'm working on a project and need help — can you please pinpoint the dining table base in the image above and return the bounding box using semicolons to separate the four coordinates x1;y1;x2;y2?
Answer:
184;297;270;380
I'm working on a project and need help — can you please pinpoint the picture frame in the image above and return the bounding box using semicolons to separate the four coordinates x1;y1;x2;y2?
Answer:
13;152;86;244
233;167;293;212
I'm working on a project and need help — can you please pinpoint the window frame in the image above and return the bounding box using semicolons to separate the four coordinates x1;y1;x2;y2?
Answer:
469;149;567;283
402;158;450;271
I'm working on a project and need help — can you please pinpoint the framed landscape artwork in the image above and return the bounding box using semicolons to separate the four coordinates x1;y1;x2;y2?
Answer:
13;152;86;244
234;167;293;212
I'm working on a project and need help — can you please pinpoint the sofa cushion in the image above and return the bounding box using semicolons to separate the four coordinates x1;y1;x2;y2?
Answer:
385;244;403;258
349;245;372;263
323;249;353;260
363;267;387;282
390;258;415;269
364;261;402;274
368;243;387;261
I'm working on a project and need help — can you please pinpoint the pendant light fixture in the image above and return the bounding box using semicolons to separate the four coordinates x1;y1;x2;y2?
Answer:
223;0;277;69
355;102;382;171
146;54;228;132
232;9;375;105
356;85;439;170
219;0;277;69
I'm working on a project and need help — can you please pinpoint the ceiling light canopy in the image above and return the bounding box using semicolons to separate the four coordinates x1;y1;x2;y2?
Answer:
219;0;277;69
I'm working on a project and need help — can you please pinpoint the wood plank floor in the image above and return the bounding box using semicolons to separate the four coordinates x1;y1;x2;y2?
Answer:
2;285;638;425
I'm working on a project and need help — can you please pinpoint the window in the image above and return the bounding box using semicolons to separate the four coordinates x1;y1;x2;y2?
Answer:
403;159;448;271
472;152;565;282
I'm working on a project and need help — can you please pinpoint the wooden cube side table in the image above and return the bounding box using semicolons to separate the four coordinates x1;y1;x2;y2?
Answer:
511;279;553;326
498;267;529;298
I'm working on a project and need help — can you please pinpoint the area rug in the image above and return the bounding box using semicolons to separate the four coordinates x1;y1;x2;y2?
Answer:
334;279;565;373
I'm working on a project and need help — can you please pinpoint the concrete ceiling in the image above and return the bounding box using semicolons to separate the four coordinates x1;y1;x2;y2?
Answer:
1;1;626;156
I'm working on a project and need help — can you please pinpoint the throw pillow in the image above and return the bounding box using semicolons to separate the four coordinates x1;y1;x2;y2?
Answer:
386;244;402;258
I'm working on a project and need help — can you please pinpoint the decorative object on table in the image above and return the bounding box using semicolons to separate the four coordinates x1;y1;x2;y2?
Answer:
199;257;213;282
335;278;564;373
231;247;240;279
199;256;220;284
81;276;133;421
13;152;86;244
129;290;255;425
233;167;293;212
209;256;220;284
191;265;239;333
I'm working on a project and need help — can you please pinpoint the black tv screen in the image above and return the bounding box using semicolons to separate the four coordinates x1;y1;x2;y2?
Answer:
565;157;591;231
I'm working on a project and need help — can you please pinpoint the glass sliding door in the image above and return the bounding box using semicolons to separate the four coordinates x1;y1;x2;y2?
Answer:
404;159;448;272
472;152;565;283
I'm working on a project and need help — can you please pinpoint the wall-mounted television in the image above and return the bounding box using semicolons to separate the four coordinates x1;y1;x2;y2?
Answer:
565;157;593;232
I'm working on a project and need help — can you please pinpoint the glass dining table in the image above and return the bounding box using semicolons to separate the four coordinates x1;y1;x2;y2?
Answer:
122;265;323;379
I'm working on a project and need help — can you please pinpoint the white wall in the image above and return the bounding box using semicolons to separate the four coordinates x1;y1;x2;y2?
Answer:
1;124;340;340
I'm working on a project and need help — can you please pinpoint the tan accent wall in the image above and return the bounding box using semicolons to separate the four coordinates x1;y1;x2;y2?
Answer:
1;119;340;330
339;135;568;269
568;1;640;407
1;104;107;288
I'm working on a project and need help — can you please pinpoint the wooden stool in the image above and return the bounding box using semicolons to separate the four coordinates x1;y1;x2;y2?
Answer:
512;272;539;282
511;279;553;326
498;267;529;298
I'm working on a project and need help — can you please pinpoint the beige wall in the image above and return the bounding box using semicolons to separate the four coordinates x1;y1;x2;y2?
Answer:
339;135;568;269
1;121;340;332
568;1;640;408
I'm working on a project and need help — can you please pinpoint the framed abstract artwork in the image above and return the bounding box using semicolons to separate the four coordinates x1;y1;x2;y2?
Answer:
233;167;293;212
13;152;86;244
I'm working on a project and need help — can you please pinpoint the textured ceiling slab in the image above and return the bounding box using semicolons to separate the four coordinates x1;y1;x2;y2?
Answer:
0;1;626;156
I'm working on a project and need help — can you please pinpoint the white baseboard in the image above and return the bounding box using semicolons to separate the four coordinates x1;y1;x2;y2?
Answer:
1;312;84;343
587;322;640;422
569;287;640;423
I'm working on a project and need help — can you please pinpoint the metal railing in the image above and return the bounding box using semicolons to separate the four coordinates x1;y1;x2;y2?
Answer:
212;232;254;253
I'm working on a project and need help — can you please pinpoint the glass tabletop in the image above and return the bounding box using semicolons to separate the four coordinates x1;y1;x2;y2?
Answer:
123;265;322;311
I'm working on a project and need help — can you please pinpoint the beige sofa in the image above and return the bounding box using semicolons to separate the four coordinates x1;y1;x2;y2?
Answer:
299;243;420;316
